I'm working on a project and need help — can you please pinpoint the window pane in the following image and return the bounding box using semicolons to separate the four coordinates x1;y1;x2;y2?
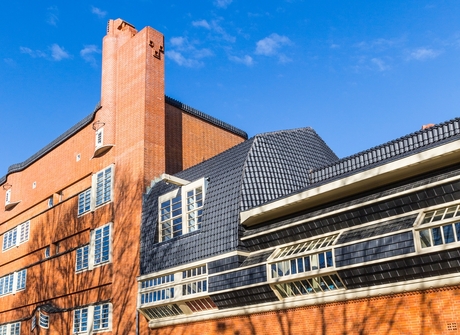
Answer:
432;227;443;246
443;224;455;244
419;229;431;248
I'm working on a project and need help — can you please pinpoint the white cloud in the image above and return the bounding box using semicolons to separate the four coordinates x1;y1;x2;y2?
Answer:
4;58;16;67
192;19;235;43
170;37;187;47
46;6;59;26
91;6;107;18
278;54;292;64
166;50;203;67
229;55;253;66
20;47;46;58
192;20;211;30
255;33;291;56
214;0;232;8
50;44;71;61
80;45;101;66
371;58;390;71
407;47;442;61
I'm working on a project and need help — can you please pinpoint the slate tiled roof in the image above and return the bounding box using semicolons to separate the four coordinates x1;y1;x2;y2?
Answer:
240;128;338;210
141;127;339;274
310;117;460;185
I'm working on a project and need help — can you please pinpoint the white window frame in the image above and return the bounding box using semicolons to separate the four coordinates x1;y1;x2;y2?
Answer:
78;188;92;216
2;221;30;252
76;245;89;272
0;269;27;296
39;311;49;329
139;265;209;308
0;322;20;335
73;303;112;334
92;165;114;209
158;178;206;242
95;127;104;148
76;223;112;273
414;203;460;252
5;189;11;206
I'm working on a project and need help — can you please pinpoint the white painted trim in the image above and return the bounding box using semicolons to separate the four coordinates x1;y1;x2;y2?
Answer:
147;273;460;329
240;140;460;226
137;250;250;281
241;173;460;240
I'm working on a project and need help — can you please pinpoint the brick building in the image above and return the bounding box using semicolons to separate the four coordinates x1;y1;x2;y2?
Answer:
0;19;247;335
3;18;460;335
139;118;460;335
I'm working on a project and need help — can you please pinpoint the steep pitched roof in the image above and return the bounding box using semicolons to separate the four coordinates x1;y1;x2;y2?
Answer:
141;127;339;273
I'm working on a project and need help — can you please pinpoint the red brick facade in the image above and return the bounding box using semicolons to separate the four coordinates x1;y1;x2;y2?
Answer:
0;19;245;335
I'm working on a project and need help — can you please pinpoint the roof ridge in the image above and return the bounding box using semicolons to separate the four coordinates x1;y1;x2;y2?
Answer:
165;96;248;139
310;117;460;183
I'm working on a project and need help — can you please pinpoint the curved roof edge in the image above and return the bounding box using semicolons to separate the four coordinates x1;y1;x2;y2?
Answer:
0;103;101;186
165;96;248;139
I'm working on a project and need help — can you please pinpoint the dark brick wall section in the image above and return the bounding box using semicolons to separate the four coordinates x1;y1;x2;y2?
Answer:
208;265;267;292
210;285;278;309
338;248;460;289
240;250;273;267
335;232;415;267
208;255;248;274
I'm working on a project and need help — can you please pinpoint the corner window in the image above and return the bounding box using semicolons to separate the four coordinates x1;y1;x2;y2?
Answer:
416;204;460;250
159;178;206;242
39;311;49;329
75;223;112;273
2;221;30;252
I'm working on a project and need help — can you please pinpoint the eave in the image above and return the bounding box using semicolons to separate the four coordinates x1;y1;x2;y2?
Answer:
240;139;460;227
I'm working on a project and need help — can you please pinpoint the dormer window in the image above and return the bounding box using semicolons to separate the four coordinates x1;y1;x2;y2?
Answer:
158;178;206;242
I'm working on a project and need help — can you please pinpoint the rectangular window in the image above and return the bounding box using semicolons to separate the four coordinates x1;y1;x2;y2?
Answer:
39;312;49;329
73;308;88;333
5;189;11;205
94;224;111;265
76;245;89;272
95;128;104;148
273;274;345;298
78;189;91;215
417;204;460;249
0;323;20;335
95;166;113;207
0;269;27;296
159;179;206;242
93;304;110;331
16;269;26;291
2;221;30;252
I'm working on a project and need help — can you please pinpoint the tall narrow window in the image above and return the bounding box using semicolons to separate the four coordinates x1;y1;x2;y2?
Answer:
93;304;110;331
78;189;91;215
76;245;89;272
95;128;104;148
93;224;111;266
73;308;88;333
95;166;113;207
5;189;11;205
16;269;27;291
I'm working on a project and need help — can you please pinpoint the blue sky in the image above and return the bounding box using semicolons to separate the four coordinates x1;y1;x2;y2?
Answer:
1;1;459;176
